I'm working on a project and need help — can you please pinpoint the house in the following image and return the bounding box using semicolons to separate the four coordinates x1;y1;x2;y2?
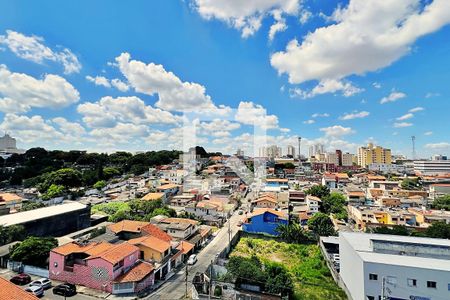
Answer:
184;200;225;226
346;189;366;205
265;178;289;190
251;195;278;209
0;193;23;214
156;184;180;200
141;192;165;202
429;183;450;199
322;174;337;189
156;218;199;240
0;276;38;300
242;208;288;236
49;241;154;294
108;220;150;240
170;193;196;207
306;195;320;214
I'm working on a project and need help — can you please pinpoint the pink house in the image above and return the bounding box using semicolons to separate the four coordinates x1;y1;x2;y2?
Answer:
49;241;154;294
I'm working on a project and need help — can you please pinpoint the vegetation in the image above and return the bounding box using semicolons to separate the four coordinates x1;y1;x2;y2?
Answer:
307;213;336;238
276;222;312;244
401;177;422;190
322;192;348;221
230;237;346;300
432;195;450;211
21;202;46;211
0;225;27;246
93;180;107;190
305;185;330;199
89;226;106;239
10;236;58;267
370;222;450;239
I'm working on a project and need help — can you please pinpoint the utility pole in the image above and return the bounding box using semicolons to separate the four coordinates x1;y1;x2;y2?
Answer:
185;263;188;299
381;276;386;300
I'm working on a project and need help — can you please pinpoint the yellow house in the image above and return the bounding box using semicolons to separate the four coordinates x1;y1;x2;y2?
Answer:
128;236;171;263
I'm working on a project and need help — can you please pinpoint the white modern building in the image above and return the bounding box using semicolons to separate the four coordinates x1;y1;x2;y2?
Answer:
286;145;296;157
342;153;354;167
368;163;413;174
340;232;450;300
414;160;450;175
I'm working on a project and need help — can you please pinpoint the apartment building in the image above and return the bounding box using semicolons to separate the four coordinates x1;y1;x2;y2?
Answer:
414;160;450;175
358;143;392;167
340;232;450;300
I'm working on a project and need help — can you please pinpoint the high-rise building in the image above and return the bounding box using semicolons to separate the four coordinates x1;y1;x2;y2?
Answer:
0;133;17;151
260;145;281;158
325;152;339;165
309;143;325;158
342;153;354;167
236;149;244;157
357;143;392;167
335;150;343;166
432;154;448;161
286;145;295;157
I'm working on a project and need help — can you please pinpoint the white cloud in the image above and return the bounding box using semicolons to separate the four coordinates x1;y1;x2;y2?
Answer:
299;10;312;24
115;52;219;112
312;113;330;118
52;117;86;136
424;131;433;136
200;119;240;132
339;111;370;120
77;96;179;128
111;79;130;92
0;64;79;113
409;106;424;113
290;79;363;99
235;101;279;129
0;30;81;74
425;92;440;98
86;75;111;88
373;82;381;89
303;119;315;124
268;10;287;42
319;125;355;137
192;0;301;38
271;0;450;84
424;142;450;151
394;122;413;128
380;91;406;104
279;127;290;133
396;113;414;121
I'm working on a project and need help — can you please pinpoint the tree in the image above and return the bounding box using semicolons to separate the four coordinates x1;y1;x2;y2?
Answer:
264;262;294;296
226;256;265;286
103;167;121;180
307;213;336;237
10;237;58;267
276;222;311;244
42;184;65;200
322;192;348;220
372;225;409;236
21;202;46;211
432;195;450;211
283;163;295;169
401;177;421;190
0;225;26;246
93;180;106;190
425;221;450;239
305;185;330;199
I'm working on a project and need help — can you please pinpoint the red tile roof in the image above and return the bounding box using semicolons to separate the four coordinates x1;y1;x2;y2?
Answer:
114;261;154;283
128;236;170;253
88;242;139;264
141;223;172;242
177;241;194;254
108;220;150;234
0;277;38;300
52;241;113;256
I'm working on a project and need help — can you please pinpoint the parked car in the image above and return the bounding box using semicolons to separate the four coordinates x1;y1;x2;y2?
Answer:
238;210;244;215
10;273;31;285
25;285;44;297
187;254;198;265
53;283;77;297
30;278;52;289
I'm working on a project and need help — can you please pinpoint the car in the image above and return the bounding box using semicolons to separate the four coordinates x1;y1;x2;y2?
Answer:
30;278;52;290
10;273;31;285
238;210;243;215
53;283;77;297
187;254;198;265
25;285;44;297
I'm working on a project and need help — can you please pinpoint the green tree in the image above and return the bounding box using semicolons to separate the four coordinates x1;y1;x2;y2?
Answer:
264;262;294;296
10;237;58;267
401;177;421;190
226;256;265;286
307;213;336;237
283;162;295;169
0;225;27;246
103;167;121;180
322;192;348;220
305;185;330;199
425;221;450;239
432;195;450;211
372;225;409;236
42;184;65;200
276;222;311;244
21;202;46;211
93;180;106;190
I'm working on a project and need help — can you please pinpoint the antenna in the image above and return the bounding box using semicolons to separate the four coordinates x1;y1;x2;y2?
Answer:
411;136;416;160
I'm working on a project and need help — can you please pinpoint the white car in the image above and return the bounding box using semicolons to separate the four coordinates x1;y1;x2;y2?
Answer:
25;285;44;297
30;278;52;290
187;254;198;265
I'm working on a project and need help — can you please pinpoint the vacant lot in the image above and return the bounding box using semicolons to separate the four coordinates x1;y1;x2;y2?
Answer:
230;237;346;300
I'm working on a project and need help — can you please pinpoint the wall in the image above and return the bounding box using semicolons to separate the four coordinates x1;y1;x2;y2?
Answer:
242;213;287;236
138;244;163;262
339;235;365;300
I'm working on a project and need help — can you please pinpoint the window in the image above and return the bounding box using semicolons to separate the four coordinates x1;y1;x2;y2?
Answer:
369;273;378;280
366;296;375;300
407;278;417;287
427;281;437;289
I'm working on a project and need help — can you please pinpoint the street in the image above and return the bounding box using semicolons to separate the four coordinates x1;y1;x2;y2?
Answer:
147;205;247;299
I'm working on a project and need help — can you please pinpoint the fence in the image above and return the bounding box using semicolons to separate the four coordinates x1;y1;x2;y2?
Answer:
7;261;49;278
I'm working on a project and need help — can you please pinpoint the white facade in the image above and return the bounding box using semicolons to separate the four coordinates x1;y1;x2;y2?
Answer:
369;163;412;173
325;152;339;165
414;160;450;175
342;153;354;167
0;133;16;150
340;232;450;300
286;145;295;157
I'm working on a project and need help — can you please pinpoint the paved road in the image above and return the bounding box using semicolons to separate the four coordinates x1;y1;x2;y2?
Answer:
147;207;247;299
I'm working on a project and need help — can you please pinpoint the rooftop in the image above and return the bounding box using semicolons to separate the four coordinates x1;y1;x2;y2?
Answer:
141;192;165;201
114;261;153;283
141;223;172;242
157;184;179;190
108;220;150;234
128;236;170;253
0;276;38;300
0;201;87;226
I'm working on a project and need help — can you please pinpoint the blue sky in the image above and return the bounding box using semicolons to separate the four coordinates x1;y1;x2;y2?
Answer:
0;0;449;157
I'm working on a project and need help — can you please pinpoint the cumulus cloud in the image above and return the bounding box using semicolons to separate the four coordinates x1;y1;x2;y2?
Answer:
77;96;179;128
380;91;406;104
319;125;355;137
0;30;81;74
86;75;111;88
0;64;79;113
235;101;279;129
290;79;363;99
115;52;219;112
299;10;312;24
396;113;414;121
303;119;315;124
192;0;301;38
268;10;288;42
271;0;450;84
339;111;370;120
424;131;433;136
200;119;241;132
394;122;413;128
424;142;450;150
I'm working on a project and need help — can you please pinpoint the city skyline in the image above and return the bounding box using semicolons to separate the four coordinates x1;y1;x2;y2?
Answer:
0;1;450;157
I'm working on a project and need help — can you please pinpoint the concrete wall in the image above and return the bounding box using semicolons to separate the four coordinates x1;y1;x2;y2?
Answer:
339;235;365;300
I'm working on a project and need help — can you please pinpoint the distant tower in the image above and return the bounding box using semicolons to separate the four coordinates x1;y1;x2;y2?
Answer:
298;137;302;160
411;135;416;160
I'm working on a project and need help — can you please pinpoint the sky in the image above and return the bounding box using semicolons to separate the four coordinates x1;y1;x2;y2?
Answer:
0;0;449;158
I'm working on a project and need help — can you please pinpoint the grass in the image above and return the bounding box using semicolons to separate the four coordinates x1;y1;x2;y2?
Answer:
230;237;347;300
